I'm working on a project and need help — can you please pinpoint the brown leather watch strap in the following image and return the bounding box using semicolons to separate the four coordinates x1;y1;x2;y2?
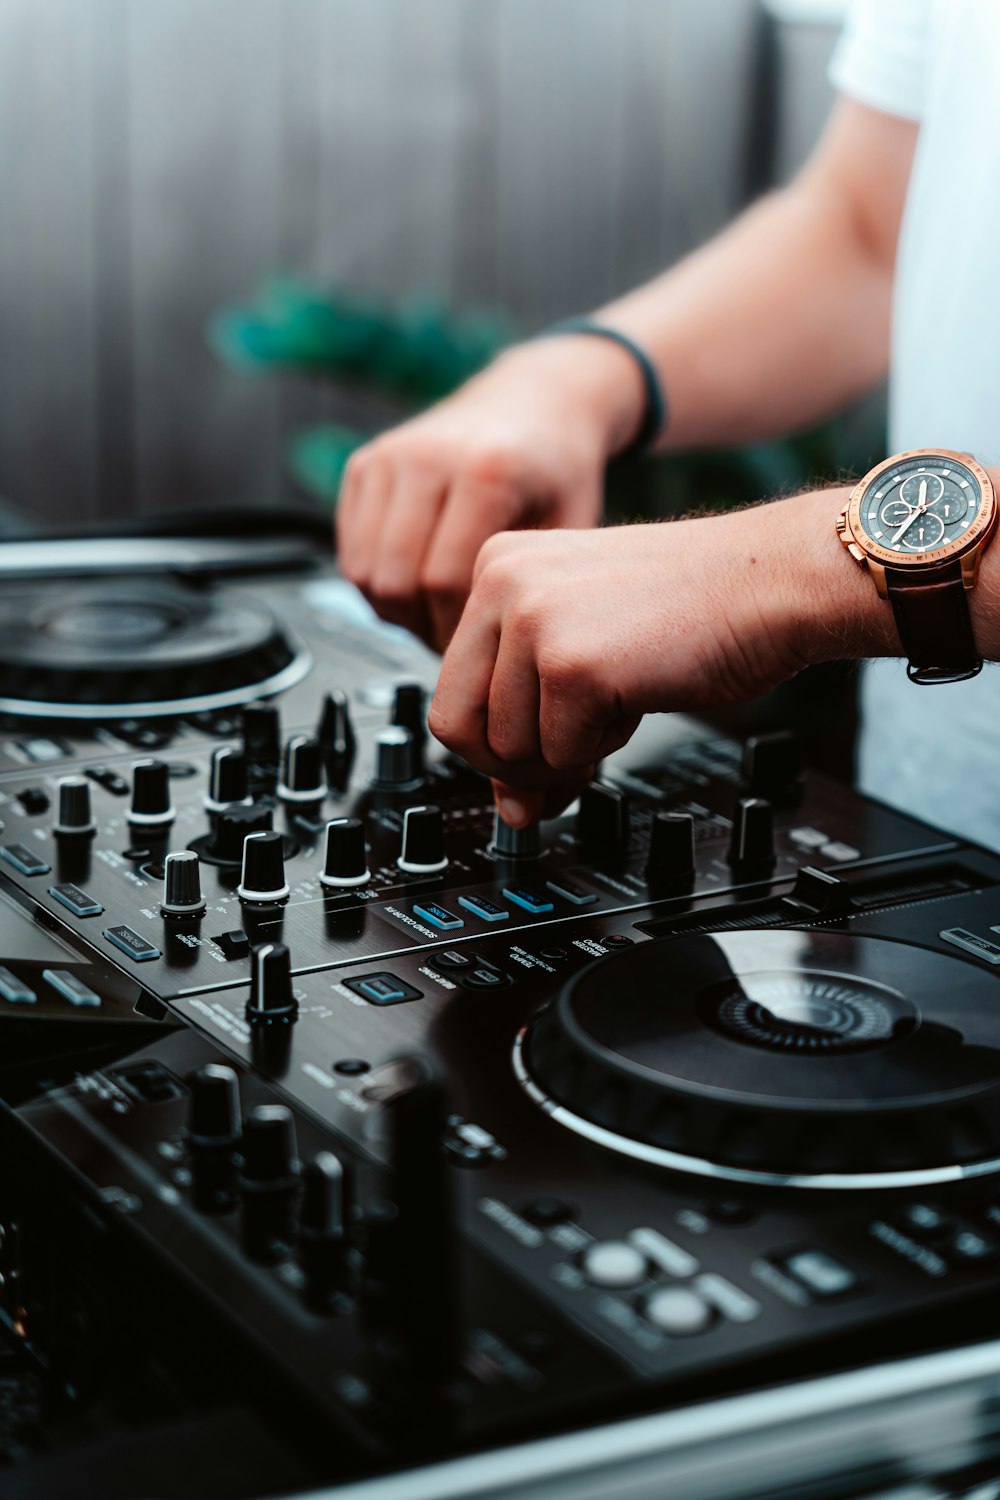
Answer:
885;561;983;684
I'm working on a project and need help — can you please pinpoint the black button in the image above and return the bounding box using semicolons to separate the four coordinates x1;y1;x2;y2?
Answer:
167;762;199;779
704;1199;756;1226
459;964;514;991
332;1058;369;1076
104;925;161;962
601;934;633;950
429;948;475;973
214;929;251;960
345;973;422;1006
949;1229;1000;1264
48;883;103;918
1;843;51;876
782;1250;858;1298
538;947;570;963
122;846;153;862
521;1198;576;1228
84;765;129;795
17;787;50;814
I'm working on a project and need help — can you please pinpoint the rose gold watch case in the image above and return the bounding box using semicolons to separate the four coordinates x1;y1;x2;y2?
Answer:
836;448;998;600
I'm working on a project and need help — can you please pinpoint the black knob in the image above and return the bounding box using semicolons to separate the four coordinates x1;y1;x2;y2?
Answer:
373;726;418;791
397;804;447;874
162;850;206;916
781;865;853;918
245;941;298;1022
320;817;370;888
238;830;290;903
391;683;427;774
578;781;631;854
242;700;281;768
129;759;175;826
205;746;250;812
728;796;776;873
240;1104;298;1262
742;730;801;801
645;811;696;885
211;802;273;864
54;776;95;837
317;690;356;794
188;1063;241;1215
299;1151;351;1307
278;734;326;803
491;810;541;860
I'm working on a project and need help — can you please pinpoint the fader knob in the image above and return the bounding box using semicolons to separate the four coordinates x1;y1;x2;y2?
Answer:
240;1104;298;1261
372;726;418;791
578;782;630;854
317;690;356;794
161;850;206;916
188;1063;241;1215
129;759;175;826
278;735;326;803
242;700;281;767
319;817;371;888
238;830;290;903
211;803;273;864
397;805;448;875
645;811;696;886
54;776;95;837
391;683;427;774
491;810;541;860
299;1151;351;1306
728;796;776;874
204;746;251;812
245;941;298;1022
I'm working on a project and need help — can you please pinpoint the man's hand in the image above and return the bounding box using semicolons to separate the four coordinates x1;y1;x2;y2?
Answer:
335;335;645;651
429;491;896;825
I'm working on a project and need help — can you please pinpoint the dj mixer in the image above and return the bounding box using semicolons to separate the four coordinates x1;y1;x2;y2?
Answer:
3;546;1000;1499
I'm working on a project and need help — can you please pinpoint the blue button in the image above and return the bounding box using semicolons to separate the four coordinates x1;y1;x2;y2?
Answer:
457;895;510;923
49;883;104;918
104;925;161;962
0;966;36;1004
1;843;51;876
345;973;422;1006
43;969;101;1008
546;878;598;907
502;886;554;914
412;902;464;932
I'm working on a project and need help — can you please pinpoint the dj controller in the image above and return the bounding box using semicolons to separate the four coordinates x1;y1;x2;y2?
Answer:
3;538;1000;1499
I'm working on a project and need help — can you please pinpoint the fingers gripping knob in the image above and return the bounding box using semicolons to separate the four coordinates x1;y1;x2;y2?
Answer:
238;830;290;904
491;809;541;860
397;805;448;875
162;850;206;916
320;817;371;888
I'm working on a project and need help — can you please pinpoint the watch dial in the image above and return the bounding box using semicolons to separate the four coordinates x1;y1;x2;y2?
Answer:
858;457;981;554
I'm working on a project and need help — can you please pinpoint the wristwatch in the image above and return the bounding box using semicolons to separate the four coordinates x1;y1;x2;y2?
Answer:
836;448;997;683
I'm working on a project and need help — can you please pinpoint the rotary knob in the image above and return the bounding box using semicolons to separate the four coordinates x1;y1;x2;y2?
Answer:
245;941;298;1023
187;1062;241;1215
742;730;801;801
397;805;448;875
578;782;630;855
320;817;371;888
278;735;326;803
372;726;419;792
240;1103;298;1262
645;811;696;886
210;803;273;864
238;830;290;904
54;776;95;837
204;746;251;813
129;758;175;827
391;683;427;774
299;1151;351;1306
242;700;281;768
491;809;541;860
317;690;356;794
161;850;206;916
728;797;776;875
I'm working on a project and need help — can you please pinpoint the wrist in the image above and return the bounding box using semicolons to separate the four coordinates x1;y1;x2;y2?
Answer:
496;334;647;458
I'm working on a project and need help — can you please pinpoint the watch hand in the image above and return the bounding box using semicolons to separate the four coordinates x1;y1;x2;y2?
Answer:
891;504;924;545
919;478;927;507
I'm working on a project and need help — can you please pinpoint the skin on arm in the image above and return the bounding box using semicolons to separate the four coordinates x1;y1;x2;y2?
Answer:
337;98;917;649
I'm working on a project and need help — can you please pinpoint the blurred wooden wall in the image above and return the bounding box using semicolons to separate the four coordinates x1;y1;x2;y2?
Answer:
0;0;834;530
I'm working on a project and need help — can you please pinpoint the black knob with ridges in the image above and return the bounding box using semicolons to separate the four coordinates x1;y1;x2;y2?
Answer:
491;809;541;860
372;726;419;791
397;804;448;875
238;830;290;904
578;781;631;855
188;1063;241;1214
320;817;370;888
54;776;95;837
278;734;326;803
245;941;298;1022
391;683;427;774
240;1104;298;1262
211;802;273;864
317;690;356;794
129;758;175;826
645;811;696;886
728;796;776;874
162;850;206;916
204;746;250;812
242;700;281;768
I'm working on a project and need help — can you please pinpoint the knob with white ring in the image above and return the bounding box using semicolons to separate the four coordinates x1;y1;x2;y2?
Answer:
238;830;290;904
397;805;448;875
319;817;371;889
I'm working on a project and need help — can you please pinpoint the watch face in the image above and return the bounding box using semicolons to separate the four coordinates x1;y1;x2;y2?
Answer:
856;455;983;556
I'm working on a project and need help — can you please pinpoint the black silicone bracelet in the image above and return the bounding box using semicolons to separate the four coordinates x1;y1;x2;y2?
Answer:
543;316;668;455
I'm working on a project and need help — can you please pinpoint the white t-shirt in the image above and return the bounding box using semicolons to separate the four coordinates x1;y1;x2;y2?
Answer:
829;1;1000;850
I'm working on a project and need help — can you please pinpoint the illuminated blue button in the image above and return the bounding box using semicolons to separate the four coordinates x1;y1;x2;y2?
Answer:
457;895;510;923
546;878;598;907
0;966;36;1004
412;902;464;932
344;973;422;1006
1;843;51;876
43;969;101;1008
103;925;161;962
48;883;104;918
502;886;554;914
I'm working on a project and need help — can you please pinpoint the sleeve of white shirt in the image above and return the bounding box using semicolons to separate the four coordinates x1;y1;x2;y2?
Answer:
828;0;929;122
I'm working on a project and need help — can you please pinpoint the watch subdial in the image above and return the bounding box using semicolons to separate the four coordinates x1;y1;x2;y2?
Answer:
900;472;945;507
899;510;946;550
933;490;969;526
880;498;914;529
